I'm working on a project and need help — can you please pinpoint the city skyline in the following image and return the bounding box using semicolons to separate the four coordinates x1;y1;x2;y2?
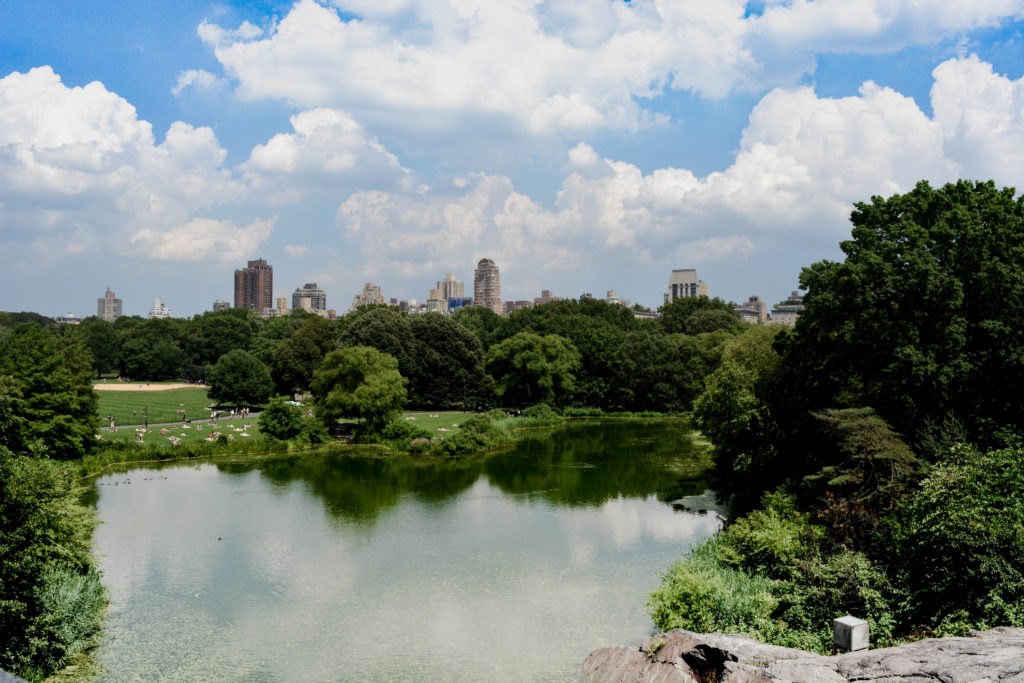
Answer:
3;2;1024;317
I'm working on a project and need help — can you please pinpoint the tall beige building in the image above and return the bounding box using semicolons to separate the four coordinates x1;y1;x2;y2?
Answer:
97;288;122;322
473;258;501;314
664;269;709;304
351;283;385;310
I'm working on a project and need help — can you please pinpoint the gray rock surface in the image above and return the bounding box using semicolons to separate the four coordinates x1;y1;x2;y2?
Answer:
582;627;1024;682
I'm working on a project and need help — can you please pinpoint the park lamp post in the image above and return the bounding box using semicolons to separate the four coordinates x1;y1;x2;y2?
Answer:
144;406;148;429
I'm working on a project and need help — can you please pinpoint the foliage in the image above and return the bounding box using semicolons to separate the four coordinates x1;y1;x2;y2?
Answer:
786;180;1024;444
648;537;778;636
0;447;103;679
271;316;334;395
693;326;784;504
407;313;492;409
485;332;581;407
78;318;121;377
658;296;736;335
611;331;716;412
311;346;407;433
207;349;273;408
650;493;895;654
0;323;97;459
683;308;743;335
451;305;507;350
258;396;305;440
522;403;556;419
890;444;1024;632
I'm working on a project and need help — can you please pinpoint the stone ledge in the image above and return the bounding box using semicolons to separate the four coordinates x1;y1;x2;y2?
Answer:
582;627;1024;682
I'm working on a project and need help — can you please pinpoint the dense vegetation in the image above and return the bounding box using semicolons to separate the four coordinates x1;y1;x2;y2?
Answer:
652;180;1024;651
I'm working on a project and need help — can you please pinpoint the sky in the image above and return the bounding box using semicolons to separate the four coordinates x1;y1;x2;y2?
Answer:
2;0;1024;317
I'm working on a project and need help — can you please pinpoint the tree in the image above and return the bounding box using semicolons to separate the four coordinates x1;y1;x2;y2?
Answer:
207;350;273;408
258;396;305;440
784;180;1024;444
683;308;742;335
659;296;736;334
78;317;120;377
311;346;407;433
183;311;255;367
407;313;491;409
484;332;580;406
611;331;710;412
0;324;96;459
451;305;507;350
271;316;335;395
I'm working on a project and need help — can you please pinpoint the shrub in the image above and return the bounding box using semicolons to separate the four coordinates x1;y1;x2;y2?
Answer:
648;537;778;635
20;564;106;679
258;396;304;440
890;444;1024;632
522;403;555;419
716;492;817;579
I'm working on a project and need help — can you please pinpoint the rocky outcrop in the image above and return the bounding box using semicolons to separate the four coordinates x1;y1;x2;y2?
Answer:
582;627;1024;682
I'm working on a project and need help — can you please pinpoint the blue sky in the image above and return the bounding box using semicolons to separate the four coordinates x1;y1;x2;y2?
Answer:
2;0;1024;317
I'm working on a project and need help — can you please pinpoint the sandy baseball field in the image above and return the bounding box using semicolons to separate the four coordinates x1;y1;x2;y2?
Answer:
93;383;200;391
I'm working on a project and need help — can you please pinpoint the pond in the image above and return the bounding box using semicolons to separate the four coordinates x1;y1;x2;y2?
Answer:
90;419;725;681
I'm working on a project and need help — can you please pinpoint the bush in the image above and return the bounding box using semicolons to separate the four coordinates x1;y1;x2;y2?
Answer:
20;564;106;680
561;406;604;417
648;537;778;636
716;492;817;579
298;418;329;445
890;444;1024;632
522;403;556;419
258;396;304;440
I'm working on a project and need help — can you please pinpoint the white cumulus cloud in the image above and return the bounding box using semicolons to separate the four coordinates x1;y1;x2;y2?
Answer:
171;69;228;96
0;66;251;266
130;217;275;263
331;55;1024;289
199;0;1024;151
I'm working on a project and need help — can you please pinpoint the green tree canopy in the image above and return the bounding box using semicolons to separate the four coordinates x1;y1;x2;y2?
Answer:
0;324;97;459
485;332;580;407
407;313;491;409
207;349;273;408
659;296;736;334
785;179;1024;443
271;316;335;395
311;346;407;433
258;396;305;440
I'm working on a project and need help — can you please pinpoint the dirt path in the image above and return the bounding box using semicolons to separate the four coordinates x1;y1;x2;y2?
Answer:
93;383;201;391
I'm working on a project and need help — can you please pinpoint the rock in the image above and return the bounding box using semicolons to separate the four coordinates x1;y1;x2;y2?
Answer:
583;627;1024;682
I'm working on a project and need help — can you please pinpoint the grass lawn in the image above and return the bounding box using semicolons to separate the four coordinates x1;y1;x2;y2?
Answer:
95;417;263;448
95;386;215;426
398;411;471;438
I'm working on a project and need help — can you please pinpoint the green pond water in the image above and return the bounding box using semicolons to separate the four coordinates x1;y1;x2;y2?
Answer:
90;419;725;681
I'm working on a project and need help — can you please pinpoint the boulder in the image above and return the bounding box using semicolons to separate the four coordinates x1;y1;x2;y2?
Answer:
583;627;1024;682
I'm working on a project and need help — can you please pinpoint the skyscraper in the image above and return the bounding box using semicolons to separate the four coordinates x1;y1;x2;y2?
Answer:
97;288;122;322
474;258;501;315
234;258;274;311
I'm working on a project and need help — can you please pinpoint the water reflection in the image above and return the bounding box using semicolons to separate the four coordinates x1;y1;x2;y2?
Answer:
91;419;722;681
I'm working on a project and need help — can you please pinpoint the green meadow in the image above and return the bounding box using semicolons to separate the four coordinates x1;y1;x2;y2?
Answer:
95;417;263;448
94;386;214;426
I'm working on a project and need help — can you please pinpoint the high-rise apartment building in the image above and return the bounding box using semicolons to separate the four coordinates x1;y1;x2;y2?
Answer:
473;258;501;315
437;273;464;300
148;298;172;319
234;258;274;311
351;283;385;310
664;269;709;304
97;288;122;322
212;300;231;312
292;283;327;312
